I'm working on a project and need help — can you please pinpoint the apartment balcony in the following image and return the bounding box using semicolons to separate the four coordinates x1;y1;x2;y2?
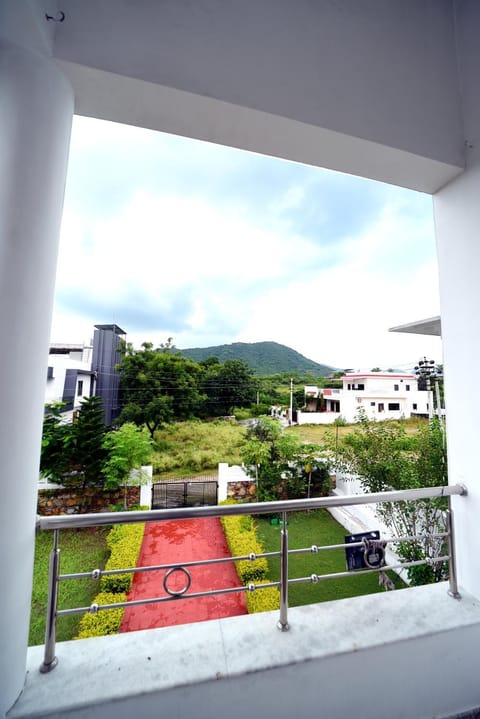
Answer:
9;487;480;719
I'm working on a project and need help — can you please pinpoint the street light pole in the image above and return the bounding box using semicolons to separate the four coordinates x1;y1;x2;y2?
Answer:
414;357;436;421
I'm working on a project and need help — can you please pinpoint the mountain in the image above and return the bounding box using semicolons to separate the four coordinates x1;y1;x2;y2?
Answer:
178;341;335;376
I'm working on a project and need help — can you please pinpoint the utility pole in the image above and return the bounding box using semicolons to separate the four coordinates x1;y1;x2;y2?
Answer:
289;377;293;425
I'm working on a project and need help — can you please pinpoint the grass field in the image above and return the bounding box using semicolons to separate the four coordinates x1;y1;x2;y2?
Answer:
256;510;405;607
152;420;246;477
286;416;428;445
30;527;110;646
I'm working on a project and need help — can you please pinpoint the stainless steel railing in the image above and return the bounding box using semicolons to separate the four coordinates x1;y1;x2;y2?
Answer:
36;483;466;673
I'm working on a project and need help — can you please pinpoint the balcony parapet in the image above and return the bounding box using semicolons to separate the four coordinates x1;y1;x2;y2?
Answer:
10;583;480;719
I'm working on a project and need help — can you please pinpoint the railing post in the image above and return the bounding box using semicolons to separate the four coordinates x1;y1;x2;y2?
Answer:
446;498;461;599
277;511;289;631
40;529;60;672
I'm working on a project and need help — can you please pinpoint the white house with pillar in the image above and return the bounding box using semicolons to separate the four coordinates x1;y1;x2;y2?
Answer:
299;372;429;424
2;2;480;718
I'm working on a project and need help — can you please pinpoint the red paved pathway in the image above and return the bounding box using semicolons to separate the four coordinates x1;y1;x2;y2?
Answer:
120;517;247;632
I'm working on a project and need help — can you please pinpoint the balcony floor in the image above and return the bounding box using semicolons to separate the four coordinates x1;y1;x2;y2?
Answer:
9;583;480;719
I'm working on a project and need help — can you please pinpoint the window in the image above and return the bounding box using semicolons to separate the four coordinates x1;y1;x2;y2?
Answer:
347;384;351;390
370;402;375;406
357;383;365;390
394;384;399;391
406;385;410;391
77;380;84;396
388;403;400;411
378;403;384;412
413;403;417;410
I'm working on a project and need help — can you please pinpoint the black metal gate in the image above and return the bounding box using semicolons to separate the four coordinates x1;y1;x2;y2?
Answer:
151;478;218;509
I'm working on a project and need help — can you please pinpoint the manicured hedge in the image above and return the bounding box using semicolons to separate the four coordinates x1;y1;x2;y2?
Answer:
76;592;126;638
221;501;280;613
245;581;280;614
76;519;146;639
221;512;268;582
100;522;145;593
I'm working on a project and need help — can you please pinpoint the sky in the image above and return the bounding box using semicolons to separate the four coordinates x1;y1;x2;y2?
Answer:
50;115;443;371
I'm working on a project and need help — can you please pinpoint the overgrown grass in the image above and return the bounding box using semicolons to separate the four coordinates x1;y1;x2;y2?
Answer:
152;420;246;476
30;527;110;646
256;510;405;607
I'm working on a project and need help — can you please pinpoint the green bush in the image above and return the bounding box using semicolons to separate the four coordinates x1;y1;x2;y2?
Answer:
221;512;268;582
245;581;280;614
76;591;126;638
100;522;145;593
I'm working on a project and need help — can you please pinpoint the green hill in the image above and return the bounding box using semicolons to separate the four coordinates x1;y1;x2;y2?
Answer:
179;341;335;376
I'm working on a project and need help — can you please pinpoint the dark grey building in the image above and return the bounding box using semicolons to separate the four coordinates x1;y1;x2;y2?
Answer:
91;324;126;426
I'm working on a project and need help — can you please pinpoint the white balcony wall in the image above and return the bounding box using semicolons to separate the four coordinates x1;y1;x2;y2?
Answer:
0;2;74;712
433;0;480;602
3;0;480;715
10;584;480;719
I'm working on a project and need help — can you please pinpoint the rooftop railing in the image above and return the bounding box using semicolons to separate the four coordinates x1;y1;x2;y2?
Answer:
36;484;466;674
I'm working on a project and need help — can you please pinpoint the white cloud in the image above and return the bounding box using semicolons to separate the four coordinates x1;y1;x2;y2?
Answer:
236;205;441;369
51;119;441;369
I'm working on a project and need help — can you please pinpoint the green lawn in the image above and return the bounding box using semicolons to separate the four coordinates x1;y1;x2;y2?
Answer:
256;510;405;607
30;527;110;646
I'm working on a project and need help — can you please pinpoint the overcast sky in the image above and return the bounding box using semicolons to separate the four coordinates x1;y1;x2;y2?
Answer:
50;115;442;371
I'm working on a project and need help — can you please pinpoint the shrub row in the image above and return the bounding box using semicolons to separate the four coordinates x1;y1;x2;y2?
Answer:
221;502;279;614
245;581;281;614
76;592;126;638
76;520;146;639
100;522;146;593
220;512;268;582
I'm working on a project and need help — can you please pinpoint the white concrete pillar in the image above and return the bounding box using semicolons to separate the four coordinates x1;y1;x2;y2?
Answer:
434;162;480;600
0;7;73;713
432;0;480;601
218;463;228;502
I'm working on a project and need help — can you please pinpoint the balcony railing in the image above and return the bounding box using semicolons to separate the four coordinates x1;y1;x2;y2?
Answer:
36;484;466;674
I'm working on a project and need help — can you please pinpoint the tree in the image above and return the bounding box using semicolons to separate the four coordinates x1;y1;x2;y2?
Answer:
40;403;73;482
242;417;307;501
70;396;109;488
334;413;448;584
118;342;204;437
200;358;255;416
103;423;153;508
40;398;109;488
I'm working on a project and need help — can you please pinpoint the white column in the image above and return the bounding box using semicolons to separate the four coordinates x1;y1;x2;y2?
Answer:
0;26;73;717
218;463;228;502
434;162;480;600
432;0;480;600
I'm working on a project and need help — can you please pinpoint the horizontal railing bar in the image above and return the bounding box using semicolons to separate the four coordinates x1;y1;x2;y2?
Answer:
56;549;451;617
59;532;448;580
37;484;466;531
57;581;280;616
288;555;451;585
288;532;449;556
59;550;282;581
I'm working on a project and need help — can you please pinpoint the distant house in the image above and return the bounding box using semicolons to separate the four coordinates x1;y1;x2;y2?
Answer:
45;324;126;425
297;372;428;425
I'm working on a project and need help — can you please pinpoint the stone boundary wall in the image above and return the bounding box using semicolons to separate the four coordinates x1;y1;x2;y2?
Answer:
227;480;256;501
37;486;141;515
218;463;256;502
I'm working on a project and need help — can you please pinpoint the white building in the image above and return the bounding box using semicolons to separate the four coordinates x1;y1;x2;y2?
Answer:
3;2;480;718
298;372;428;424
43;324;126;425
45;343;95;421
